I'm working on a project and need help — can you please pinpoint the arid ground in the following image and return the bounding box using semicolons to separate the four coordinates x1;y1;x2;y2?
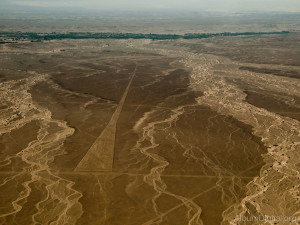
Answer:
0;32;300;225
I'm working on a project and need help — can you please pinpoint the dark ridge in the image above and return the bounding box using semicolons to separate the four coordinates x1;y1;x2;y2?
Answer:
240;66;300;79
244;90;300;122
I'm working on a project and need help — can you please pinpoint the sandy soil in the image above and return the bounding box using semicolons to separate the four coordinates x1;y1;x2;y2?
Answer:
0;33;299;225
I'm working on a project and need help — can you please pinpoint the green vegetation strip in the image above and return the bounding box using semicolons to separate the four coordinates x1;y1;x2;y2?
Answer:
0;31;290;42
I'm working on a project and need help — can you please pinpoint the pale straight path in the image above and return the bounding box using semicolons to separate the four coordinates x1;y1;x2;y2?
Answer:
75;65;137;172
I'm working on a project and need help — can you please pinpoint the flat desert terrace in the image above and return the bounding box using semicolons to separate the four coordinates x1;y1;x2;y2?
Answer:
0;14;299;225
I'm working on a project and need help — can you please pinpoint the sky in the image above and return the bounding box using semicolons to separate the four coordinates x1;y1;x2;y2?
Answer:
2;0;300;12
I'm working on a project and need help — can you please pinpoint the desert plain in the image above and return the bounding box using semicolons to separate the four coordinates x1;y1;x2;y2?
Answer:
0;23;300;225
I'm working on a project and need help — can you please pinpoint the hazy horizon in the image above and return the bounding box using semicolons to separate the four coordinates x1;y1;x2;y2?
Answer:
1;0;300;13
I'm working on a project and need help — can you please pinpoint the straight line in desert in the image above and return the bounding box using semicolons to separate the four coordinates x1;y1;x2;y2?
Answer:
75;64;137;172
55;171;256;179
